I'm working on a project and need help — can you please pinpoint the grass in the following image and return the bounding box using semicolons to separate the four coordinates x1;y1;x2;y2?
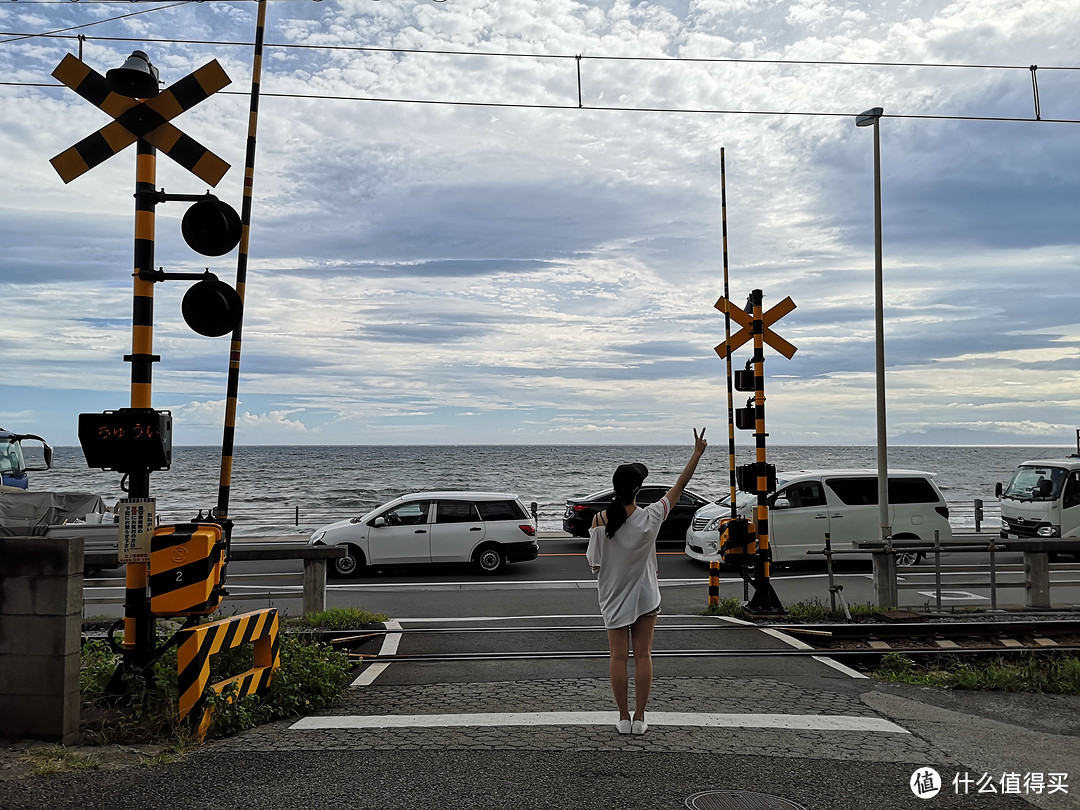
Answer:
701;596;888;622
290;607;388;630
875;652;1080;694
76;607;371;750
22;747;100;776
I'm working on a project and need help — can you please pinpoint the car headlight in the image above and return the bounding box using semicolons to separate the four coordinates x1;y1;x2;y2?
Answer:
1001;519;1008;531
310;530;326;545
704;517;724;532
1037;525;1060;537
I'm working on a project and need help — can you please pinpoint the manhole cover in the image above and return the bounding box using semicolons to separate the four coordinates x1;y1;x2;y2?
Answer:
685;791;808;810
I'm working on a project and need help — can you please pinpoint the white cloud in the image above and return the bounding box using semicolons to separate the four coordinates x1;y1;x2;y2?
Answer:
1;0;1078;447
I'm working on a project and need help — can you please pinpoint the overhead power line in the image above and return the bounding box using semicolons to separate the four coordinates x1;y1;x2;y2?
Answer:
3;28;1079;73
1;17;1074;123
4;79;1075;125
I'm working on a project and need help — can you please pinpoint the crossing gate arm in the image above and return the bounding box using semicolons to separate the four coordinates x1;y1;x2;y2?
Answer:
176;608;280;740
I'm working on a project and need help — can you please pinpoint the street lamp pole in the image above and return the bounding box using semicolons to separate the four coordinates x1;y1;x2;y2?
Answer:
857;106;890;544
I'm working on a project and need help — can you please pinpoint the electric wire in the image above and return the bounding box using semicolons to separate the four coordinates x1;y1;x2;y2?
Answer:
2;10;1076;123
0;3;193;45
3;80;1076;125
2;28;1079;73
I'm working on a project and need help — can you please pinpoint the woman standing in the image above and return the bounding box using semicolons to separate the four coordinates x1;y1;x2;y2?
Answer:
586;429;708;735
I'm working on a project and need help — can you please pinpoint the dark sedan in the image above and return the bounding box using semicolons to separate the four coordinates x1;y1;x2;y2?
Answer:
562;485;710;540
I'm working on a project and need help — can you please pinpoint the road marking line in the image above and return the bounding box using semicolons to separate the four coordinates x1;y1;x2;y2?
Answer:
291;711;908;733
351;619;402;687
760;626;869;680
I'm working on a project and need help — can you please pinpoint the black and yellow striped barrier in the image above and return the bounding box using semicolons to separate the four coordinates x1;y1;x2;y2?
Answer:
708;561;720;607
176;608;280;740
149;523;226;617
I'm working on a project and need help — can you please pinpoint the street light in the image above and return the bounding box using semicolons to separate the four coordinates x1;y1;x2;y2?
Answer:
856;106;890;544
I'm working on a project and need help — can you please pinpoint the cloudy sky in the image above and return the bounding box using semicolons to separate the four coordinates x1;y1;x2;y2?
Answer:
2;0;1078;447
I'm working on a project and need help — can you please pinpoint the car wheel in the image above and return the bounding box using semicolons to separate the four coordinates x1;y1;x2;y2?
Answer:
330;544;365;578
475;545;506;574
895;550;923;567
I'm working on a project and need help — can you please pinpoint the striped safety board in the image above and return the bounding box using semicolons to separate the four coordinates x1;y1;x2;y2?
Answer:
176;608;280;740
50;53;231;186
149;522;226;617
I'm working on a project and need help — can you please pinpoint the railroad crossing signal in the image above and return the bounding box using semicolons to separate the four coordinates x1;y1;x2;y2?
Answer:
49;53;231;186
713;295;798;360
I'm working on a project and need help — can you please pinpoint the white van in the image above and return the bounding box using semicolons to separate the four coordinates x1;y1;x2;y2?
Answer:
684;469;952;566
997;457;1080;544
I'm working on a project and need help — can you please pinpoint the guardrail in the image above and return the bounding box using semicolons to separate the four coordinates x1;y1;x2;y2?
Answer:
85;542;345;616
846;534;1080;610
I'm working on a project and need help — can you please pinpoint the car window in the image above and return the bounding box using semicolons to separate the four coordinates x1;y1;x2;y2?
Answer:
677;492;698;506
476;500;527;521
380;501;430;526
435;500;480;524
825;478;877;505
1064;473;1080;510
825;476;940;505
776;481;827;508
888;477;941;504
637;487;664;505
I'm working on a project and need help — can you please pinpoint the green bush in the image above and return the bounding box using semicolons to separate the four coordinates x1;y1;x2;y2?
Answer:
293;607;388;630
700;597;744;618
203;634;352;739
79;640;183;745
81;631;353;744
874;654;1080;695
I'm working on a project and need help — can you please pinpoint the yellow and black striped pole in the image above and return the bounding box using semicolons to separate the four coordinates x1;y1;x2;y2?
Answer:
745;289;783;613
216;0;268;523
122;136;159;665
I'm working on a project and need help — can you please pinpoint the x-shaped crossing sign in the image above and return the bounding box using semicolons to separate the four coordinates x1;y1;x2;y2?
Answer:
50;54;231;186
714;295;798;359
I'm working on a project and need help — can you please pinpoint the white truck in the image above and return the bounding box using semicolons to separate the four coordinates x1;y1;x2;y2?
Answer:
0;428;52;490
996;432;1080;555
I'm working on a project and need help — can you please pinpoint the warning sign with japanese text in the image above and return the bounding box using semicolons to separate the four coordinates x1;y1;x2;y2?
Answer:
118;498;156;563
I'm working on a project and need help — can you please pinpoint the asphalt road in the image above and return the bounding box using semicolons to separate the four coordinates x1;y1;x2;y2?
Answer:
82;534;1080;621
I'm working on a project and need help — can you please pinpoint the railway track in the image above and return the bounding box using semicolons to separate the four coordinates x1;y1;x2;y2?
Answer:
314;618;1080;666
82;618;1080;667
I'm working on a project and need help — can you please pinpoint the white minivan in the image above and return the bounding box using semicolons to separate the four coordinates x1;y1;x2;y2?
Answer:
684;469;952;566
309;491;539;577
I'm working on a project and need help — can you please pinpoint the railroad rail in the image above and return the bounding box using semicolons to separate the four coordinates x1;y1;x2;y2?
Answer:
311;618;1080;666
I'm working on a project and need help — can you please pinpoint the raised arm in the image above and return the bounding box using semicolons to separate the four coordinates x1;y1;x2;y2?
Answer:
664;428;708;507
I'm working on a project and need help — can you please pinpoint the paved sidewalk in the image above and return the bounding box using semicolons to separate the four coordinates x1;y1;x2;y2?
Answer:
2;674;1077;810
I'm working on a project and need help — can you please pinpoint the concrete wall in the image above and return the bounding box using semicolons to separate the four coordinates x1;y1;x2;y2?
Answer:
0;535;83;745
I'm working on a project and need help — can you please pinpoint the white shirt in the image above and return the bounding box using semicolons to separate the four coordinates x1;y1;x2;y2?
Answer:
586;496;670;629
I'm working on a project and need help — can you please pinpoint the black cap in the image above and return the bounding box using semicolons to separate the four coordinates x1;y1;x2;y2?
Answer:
612;462;648;495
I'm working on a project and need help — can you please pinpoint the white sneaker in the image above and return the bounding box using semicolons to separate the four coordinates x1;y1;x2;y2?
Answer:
631;719;648;735
615;719;632;735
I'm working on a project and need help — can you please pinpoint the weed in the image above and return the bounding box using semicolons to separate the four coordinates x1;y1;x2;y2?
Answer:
203;634;351;739
293;607;388;630
80;631;352;745
873;654;1080;695
700;597;744;618
23;747;99;776
701;596;888;622
138;735;200;767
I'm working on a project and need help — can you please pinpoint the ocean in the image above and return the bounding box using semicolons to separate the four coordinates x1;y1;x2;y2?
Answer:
29;444;1078;538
